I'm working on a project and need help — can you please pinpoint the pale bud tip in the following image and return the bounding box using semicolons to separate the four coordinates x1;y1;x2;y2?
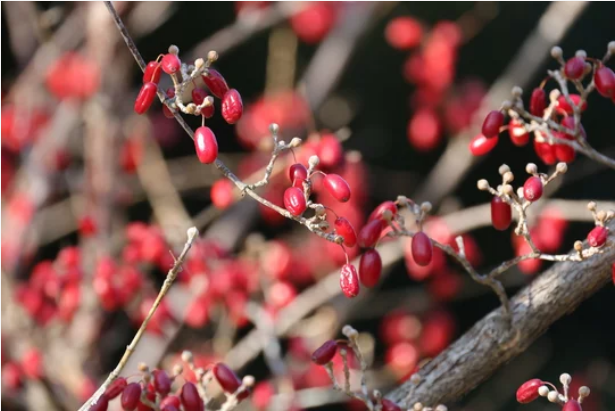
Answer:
168;45;180;55
525;163;538;175
538;386;550;396
477;179;490;191
551;46;563;59
560;373;572;385
242;375;255;387
187;227;199;240
207;50;219;62
556;162;568;174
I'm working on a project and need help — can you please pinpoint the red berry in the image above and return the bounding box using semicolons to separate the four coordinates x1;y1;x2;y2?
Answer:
407;108;441;152
323;174;351;202
358;220;385;248
381;399;402;411
534;138;557;165
202;69;229;98
563;399;582;411
290;2;336;44
153;369;171;396
481;110;504;138
554;132;576;163
21;348;43;379
213;363;241;393
91;394;109;411
529;88;546;117
283;187;307;216
411;232;433;266
516;378;543;403
192;88;207;105
211;179;234;209
134;82;158;114
340;264;360;298
105;377;127;399
221;89;243;124
556;94;587;114
359;248;382;287
288;163;308;187
317;134;344;169
369;201;398;222
564;57;585;80
138;387;156;411
161;405;179;411
193;126;218;164
161;54;181;75
143;61;162;84
334;217;357;247
523;176;543;202
508;119;529;146
469;134;498;156
385;17;423;50
162;88;175;118
160;395;181;410
121;382;142;411
78;215;97;237
311;340;338;364
587;226;608;248
491;196;512;231
595;65;615;98
2;362;22;390
561;116;587;140
180;382;203;411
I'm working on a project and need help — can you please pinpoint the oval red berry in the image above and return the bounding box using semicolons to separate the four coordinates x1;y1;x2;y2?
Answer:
134;82;158;114
213;363;242;394
411;231;433;266
587;226;608;248
161;54;181;75
491;196;512;231
283;187;307;216
221;89;243;124
340;264;360;298
194;126;218;164
358;220;385;248
469;134;498;156
594;65;615;98
564;57;585;80
508;119;529;146
180;382;203;411
481;110;504;138
334;217;357;247
359;248;382;287
311;340;337;364
323;174;351;202
368;201;397;222
529;88;546;117
153;369;171;396
105;377;127;399
288;163;308;187
523;176;543;202
121;382;142;411
516;378;543;403
143;61;162;84
202;69;229;98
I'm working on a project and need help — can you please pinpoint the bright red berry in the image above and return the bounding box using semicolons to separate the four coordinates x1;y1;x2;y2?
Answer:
534;138;557;165
221;89;243;124
508;119;529;146
564;56;585;80
385;17;423;50
594;65;615;98
91;394;109;411
556;94;587;114
153;370;172;396
211;179;234;209
283;187;307;216
340;264;360;298
194;126;218;164
554;132;576;163
381;399;402;411
288;163;308;187
311;340;338;364
213;363;242;393
491;196;512;231
202;69;229;98
334;217;357;247
369;201;398;222
587;226;608;248
323;174;351;202
481;110;504;138
407;108;442;152
563;399;582;411
529;88;546;117
121;382;142;411
469;134;498;156
516;378;543;403
180;382;203;411
105;377;127;399
134;82;158;114
358;220;385;248
290;2;336;44
161;53;181;75
143;61;162;84
523;176;543;202
411;231;433;266
21;348;43;379
359;248;382;287
317;134;344;169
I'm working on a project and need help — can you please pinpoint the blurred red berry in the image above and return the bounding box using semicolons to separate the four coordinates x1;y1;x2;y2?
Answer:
210;179;235;209
385;17;423;50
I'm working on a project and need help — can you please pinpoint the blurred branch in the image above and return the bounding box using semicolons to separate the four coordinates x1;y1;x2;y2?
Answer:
4;1;41;66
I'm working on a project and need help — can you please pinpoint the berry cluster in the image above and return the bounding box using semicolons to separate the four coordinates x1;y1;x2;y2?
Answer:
516;373;589;410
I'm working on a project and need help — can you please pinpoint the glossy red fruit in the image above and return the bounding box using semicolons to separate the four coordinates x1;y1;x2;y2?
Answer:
529;88;546;117
594;65;615;98
180;382;203;411
523;176;543;202
323;174;351;202
105;377;127;399
340;264;360;298
469;134;498;156
407;108;442;152
290;2;336;44
153;369;171;396
587;226;608;247
358;220;385;248
283;187;307;216
563;399;582;411
359;248;382;287
564;57;585;80
381;399;402;411
192;88;207;105
385;17;423;50
143;61;162;84
162;88;175;118
221;89;243;124
202;69;229;98
311;340;338;364
161;54;181;75
138;387;156;411
516;378;543;403
288;163;308;187
491;197;512;231
508;119;529;146
481;110;504;138
369;201;398;222
91;394;109;411
213;363;241;393
556;94;587;114
534;138;557;165
121;382;142;411
211;179;234;209
134;82;158;114
334;217;357;247
411;232;433;266
160;396;181;410
554;132;576;163
318;134;344;169
194;126;218;164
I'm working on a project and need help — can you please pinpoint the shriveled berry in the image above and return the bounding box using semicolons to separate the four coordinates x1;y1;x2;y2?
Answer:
381;399;402;411
153;369;171;396
121;382;142;411
91;394;109;411
481;110;504;138
221;89;243;124
491;196;512;231
411;231;433;266
523;176;543;202
105;377;127;399
194;126;218;164
587;226;608;248
564;56;585;80
516;378;543;403
180;382;203;411
563;399;582;411
288;163;308;188
334;217;357;247
311;340;337;364
211;179;234;209
340;264;360;298
358;220;385;248
202;69;229;98
161;54;181;75
385;17;423;50
508;119;529;146
556;94;587;114
134;82;158;114
317;134;344;169
469;134;498;156
594;65;615;98
359;248;382;287
283;187;307;216
368;201;397;222
213;363;241;393
143;61;162;84
323;174;351;202
529;88;546;117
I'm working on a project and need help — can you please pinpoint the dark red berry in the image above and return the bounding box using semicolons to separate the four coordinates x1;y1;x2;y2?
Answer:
202;69;229;98
481;110;504;138
194;126;218;164
91;394;109;411
469;134;498;156
162;88;175;118
554;131;576;163
359;248;382;287
288;163;308;187
508;119;529;146
121;382;142;411
192;88;207;105
491;197;512;231
523;176;543;202
153;369;171;396
160;395;181;410
561;116;586;140
105;377;127;399
138;388;156;411
340;264;360;298
516;378;543;403
358;220;385;248
381;399;402;411
283;187;307;216
556;94;587;114
161;54;181;75
368;201;397;222
161;405;179;411
134;82;158;114
213;363;242;394
334;217;357;247
563;399;582;411
564;56;585;80
311;340;338;364
323;174;351;202
180;382;203;411
221;89;243;124
411;231;433;266
594;65;615;98
143;61;162;84
529;88;546;117
317;134;344;169
587;226;608;248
